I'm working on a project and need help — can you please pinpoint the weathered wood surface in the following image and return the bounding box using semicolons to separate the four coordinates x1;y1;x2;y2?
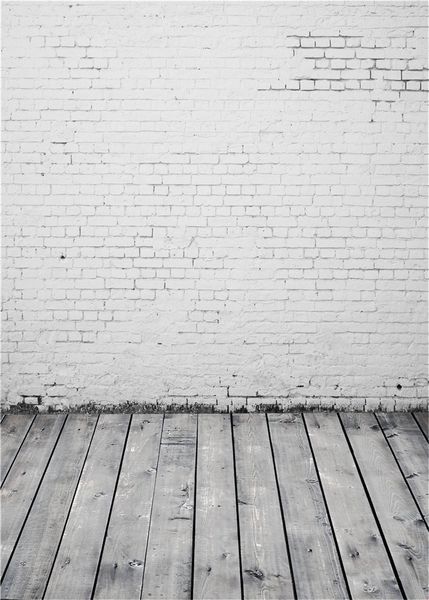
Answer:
305;412;402;599
193;414;241;600
268;413;348;599
1;411;428;600
1;415;97;600
233;413;294;600
413;411;428;441
1;415;34;484
44;414;130;600
93;414;163;600
341;412;428;600
377;412;429;523
141;414;197;600
0;415;66;579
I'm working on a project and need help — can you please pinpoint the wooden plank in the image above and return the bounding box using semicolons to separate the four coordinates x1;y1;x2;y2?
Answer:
1;415;97;600
233;413;294;600
193;414;241;600
413;412;428;441
305;412;402;600
341;412;428;599
93;414;163;600
44;414;130;600
1;414;34;484
141;414;197;600
377;412;429;523
0;414;66;579
268;413;348;599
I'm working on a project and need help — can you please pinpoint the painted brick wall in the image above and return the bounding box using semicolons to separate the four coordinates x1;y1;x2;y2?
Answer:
2;2;428;412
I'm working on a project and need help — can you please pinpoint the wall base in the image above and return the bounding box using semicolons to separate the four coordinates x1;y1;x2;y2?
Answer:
2;397;427;414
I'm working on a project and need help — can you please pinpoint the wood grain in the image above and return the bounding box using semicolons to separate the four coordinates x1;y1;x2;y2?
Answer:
0;415;66;579
233;413;294;600
1;415;97;600
377;412;429;523
44;414;130;600
305;412;402;600
193;414;241;600
1;415;34;484
268;413;348;599
93;414;163;600
341;412;428;599
1;410;427;600
141;414;197;600
413;412;428;441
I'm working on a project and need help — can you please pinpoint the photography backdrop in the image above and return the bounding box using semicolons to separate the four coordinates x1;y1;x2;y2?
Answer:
2;2;428;411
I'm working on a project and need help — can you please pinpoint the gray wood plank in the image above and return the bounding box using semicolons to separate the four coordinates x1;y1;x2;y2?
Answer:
1;415;35;484
44;414;130;600
341;412;428;600
0;414;66;579
413;412;428;441
377;412;429;524
193;414;241;600
141;414;197;600
233;413;294;600
1;415;97;600
305;412;402;600
93;414;163;600
268;413;349;600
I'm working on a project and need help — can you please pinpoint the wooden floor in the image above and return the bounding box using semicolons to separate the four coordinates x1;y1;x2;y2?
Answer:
0;413;428;600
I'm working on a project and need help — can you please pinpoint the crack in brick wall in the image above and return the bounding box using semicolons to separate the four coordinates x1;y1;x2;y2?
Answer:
1;2;428;411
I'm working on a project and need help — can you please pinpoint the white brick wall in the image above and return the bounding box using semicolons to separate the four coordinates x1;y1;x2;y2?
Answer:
2;1;428;412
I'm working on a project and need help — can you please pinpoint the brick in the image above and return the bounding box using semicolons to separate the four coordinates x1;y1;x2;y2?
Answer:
402;70;428;80
1;1;427;413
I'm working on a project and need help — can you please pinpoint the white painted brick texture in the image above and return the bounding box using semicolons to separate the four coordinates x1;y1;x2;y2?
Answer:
2;2;428;411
